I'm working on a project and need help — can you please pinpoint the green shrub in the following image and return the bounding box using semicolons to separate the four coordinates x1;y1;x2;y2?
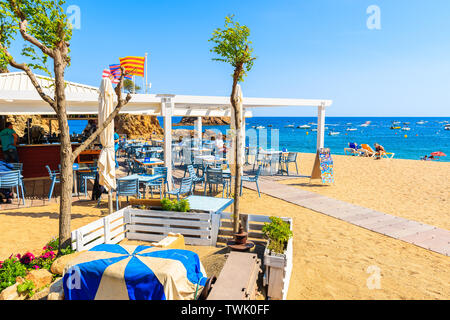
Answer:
0;257;28;292
161;198;190;213
262;217;293;254
17;280;35;298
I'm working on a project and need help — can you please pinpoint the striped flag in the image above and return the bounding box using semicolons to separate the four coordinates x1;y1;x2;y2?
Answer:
102;68;119;84
109;64;132;81
119;56;146;77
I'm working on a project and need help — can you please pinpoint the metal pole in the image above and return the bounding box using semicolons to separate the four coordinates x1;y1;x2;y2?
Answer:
145;52;148;94
108;190;113;214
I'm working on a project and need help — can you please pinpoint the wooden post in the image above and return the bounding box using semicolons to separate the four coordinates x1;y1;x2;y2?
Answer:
196;117;202;148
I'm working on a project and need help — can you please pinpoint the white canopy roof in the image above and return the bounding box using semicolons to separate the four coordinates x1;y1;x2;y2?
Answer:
0;72;332;117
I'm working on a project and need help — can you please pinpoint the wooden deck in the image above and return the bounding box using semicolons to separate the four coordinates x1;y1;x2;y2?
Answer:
242;174;450;257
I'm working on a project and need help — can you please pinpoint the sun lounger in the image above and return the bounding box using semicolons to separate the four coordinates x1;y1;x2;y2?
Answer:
344;143;363;156
378;150;395;159
360;144;376;157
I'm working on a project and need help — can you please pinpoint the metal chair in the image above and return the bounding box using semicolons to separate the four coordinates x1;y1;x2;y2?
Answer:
240;166;262;198
115;178;140;211
167;177;193;201
46;165;60;201
281;152;299;176
187;164;205;192
145;167;168;199
204;168;227;198
77;167;98;198
0;170;26;205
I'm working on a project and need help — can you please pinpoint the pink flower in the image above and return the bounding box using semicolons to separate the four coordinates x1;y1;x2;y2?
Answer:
20;252;35;265
33;265;40;270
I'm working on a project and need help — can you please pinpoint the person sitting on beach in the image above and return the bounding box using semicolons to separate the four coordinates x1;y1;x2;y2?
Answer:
374;143;386;160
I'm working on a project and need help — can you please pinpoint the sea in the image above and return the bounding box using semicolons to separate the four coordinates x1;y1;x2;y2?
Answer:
167;117;450;162
69;117;450;162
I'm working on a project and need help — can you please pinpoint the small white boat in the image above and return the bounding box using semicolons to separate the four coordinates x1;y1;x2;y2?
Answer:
312;129;318;132
298;125;312;129
256;126;265;130
392;121;401;125
346;128;358;132
402;127;411;131
445;125;450;131
329;131;340;136
284;124;295;128
360;121;371;127
417;121;426;125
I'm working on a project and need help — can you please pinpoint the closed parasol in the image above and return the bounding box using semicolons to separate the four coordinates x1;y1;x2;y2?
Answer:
63;244;208;300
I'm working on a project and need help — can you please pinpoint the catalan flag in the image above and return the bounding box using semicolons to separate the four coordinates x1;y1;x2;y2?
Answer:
119;56;146;77
109;64;132;81
102;68;119;84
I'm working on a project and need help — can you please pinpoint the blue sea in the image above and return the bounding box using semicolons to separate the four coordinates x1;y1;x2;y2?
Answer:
167;117;450;162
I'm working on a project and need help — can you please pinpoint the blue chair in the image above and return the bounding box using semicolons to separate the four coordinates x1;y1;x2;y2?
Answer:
187;165;205;192
77;167;98;198
240;166;262;198
145;167;168;199
46;165;60;201
281;152;299;176
204;168;227;198
0;170;26;205
167;177;193;201
115;179;140;211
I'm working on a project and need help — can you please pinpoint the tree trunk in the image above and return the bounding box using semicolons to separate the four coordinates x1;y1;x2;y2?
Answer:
54;53;74;251
231;67;243;233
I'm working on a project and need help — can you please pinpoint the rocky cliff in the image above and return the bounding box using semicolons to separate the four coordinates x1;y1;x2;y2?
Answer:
174;117;231;126
114;115;163;139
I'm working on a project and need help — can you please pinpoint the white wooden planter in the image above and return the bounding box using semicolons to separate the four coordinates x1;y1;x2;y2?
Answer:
263;218;293;301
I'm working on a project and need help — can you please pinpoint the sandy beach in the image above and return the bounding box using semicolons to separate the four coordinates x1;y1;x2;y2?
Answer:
0;155;449;300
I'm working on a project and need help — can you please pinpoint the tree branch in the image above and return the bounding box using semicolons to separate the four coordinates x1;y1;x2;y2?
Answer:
71;68;132;162
0;43;56;109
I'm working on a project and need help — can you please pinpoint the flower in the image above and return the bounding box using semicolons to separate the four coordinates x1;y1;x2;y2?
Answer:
0;261;3;269
20;253;35;265
32;265;40;270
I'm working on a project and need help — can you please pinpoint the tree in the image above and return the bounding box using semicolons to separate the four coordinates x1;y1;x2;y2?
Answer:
123;79;141;94
0;0;132;252
209;15;255;232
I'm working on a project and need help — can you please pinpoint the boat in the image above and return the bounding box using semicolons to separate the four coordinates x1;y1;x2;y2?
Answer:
401;127;411;131
312;129;318;132
392;121;401;125
256;126;265;130
390;126;401;130
445;125;450;131
297;125;311;129
267;125;273;128
328;131;340;136
416;120;426;125
360;121;371;127
284;124;295;128
346;128;358;132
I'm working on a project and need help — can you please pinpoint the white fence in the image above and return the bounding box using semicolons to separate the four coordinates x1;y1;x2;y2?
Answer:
71;208;127;252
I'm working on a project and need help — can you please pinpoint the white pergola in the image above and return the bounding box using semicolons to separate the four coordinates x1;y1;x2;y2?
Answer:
0;72;333;185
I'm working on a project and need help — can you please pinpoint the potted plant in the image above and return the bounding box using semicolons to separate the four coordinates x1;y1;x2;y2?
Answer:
261;217;293;300
161;198;190;213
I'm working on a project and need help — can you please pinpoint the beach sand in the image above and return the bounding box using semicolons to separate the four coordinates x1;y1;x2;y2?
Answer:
0;155;449;299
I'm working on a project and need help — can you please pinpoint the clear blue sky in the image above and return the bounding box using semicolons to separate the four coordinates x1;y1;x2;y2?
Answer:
8;0;450;117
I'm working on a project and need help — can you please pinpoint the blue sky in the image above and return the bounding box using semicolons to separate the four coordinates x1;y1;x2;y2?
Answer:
8;0;450;117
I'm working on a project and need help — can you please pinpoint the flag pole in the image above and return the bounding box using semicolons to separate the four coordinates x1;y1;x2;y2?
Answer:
145;52;148;94
133;75;136;94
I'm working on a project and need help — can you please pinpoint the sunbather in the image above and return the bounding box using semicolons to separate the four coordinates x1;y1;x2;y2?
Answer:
374;143;385;160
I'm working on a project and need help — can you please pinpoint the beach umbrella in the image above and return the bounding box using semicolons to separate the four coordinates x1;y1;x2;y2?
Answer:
98;78;116;210
431;151;446;157
63;244;208;300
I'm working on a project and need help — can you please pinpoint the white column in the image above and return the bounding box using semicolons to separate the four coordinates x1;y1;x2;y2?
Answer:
161;96;174;191
317;104;326;151
195;117;202;147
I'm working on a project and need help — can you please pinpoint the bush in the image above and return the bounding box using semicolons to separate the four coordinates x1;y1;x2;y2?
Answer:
161;198;190;213
262;217;293;254
0;257;28;292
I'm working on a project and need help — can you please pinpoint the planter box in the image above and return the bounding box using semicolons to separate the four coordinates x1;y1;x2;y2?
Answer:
263;218;293;301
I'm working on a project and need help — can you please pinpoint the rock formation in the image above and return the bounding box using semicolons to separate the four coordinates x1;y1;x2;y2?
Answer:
114;115;163;139
174;117;231;126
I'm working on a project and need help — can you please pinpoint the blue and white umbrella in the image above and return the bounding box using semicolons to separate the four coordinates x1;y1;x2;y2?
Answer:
63;244;208;300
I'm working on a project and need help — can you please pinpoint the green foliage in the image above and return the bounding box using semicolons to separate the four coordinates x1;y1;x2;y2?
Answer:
17;280;35;298
209;15;255;82
161;198;190;213
46;237;75;256
262;217;293;254
0;0;73;75
0;257;27;292
123;79;142;93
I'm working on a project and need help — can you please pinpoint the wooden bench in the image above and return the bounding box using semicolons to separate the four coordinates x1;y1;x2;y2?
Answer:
207;252;261;300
